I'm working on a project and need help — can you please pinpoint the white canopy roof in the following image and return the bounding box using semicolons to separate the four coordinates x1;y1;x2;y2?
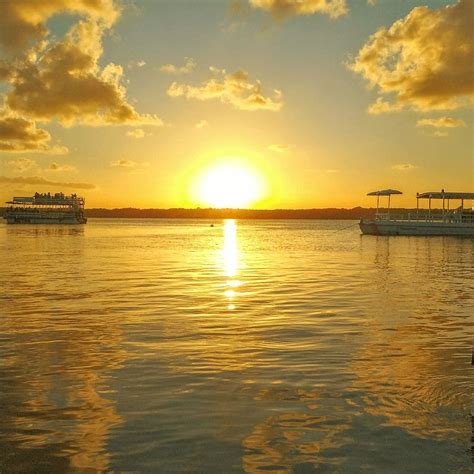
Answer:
417;192;474;200
367;189;403;196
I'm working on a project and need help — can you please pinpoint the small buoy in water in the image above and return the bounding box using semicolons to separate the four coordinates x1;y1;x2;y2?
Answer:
210;224;214;227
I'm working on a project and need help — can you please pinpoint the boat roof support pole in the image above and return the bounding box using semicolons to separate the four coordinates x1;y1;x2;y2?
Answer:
388;194;391;219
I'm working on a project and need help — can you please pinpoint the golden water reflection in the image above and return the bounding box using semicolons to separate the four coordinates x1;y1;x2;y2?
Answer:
1;220;472;472
1;318;126;472
222;219;242;310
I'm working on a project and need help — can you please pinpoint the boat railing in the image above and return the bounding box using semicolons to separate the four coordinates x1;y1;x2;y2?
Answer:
375;209;473;224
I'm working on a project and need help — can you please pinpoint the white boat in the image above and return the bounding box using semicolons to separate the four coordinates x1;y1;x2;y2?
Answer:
4;192;87;224
360;189;474;236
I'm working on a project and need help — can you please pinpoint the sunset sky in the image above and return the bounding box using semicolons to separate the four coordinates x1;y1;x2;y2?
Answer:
0;0;472;209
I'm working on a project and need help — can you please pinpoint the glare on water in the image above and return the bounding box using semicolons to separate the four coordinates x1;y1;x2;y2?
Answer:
0;219;472;472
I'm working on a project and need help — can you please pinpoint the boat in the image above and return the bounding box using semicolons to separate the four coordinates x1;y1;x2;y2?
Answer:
360;189;474;236
4;192;87;224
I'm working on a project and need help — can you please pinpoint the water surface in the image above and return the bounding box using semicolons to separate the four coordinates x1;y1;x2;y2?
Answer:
0;219;472;472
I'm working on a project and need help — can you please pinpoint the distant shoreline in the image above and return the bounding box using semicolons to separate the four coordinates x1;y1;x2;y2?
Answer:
70;207;417;219
0;207;423;219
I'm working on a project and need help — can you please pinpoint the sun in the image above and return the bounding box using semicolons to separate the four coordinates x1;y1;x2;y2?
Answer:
192;161;266;208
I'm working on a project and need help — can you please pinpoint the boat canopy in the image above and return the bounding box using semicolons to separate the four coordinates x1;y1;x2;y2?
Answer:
417;192;474;200
6;193;84;207
367;189;403;196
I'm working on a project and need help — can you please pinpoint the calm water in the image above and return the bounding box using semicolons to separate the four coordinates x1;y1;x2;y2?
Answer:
0;219;472;473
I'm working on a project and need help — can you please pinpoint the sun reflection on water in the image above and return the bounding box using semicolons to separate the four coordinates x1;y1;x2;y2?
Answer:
222;219;241;309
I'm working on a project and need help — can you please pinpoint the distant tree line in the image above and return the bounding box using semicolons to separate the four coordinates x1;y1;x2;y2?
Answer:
0;206;423;219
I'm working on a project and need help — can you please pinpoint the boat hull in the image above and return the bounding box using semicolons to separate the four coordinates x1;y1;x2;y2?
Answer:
360;219;474;236
4;212;87;224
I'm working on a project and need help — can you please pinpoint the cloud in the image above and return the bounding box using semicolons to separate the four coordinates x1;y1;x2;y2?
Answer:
350;0;474;113
0;60;11;80
160;57;196;75
8;157;36;172
267;143;293;153
0;175;95;189
4;18;163;127
366;98;403;115
110;159;137;168
248;0;348;19
168;68;283;112
126;128;146;138
47;162;77;172
0;111;69;154
128;59;146;69
222;0;251;32
0;0;120;53
391;163;417;171
195;120;209;129
416;117;466;128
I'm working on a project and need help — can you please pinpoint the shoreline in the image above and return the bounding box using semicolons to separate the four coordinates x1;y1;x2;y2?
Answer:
0;207;422;220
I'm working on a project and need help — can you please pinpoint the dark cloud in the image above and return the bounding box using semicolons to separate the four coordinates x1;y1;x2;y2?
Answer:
0;0;119;53
5;19;162;127
0;112;68;153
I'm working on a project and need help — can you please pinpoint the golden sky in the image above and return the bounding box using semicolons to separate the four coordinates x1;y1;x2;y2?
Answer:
0;0;472;208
